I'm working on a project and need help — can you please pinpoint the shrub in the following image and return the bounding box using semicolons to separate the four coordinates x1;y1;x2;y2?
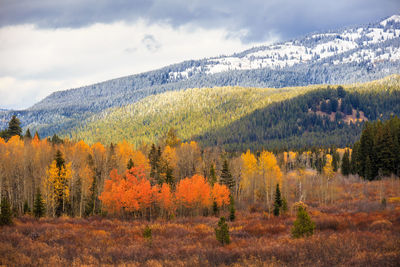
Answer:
292;206;315;238
215;217;230;245
143;225;152;241
0;197;13;226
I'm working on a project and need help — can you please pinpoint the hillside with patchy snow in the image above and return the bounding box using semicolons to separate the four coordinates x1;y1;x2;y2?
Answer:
1;15;400;138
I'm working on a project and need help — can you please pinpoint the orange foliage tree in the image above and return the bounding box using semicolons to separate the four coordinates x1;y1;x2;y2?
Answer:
99;166;155;216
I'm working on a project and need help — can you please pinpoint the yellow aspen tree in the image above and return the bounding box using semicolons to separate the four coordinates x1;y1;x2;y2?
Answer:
259;151;283;210
322;154;335;204
44;159;72;217
240;150;258;204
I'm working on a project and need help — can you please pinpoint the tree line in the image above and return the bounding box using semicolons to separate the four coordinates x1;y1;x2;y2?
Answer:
0;115;398;221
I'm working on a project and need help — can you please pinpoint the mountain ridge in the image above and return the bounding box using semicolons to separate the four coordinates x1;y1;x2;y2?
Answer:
1;14;400;138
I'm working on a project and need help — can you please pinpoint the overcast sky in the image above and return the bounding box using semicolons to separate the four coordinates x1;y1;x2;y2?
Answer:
0;0;399;109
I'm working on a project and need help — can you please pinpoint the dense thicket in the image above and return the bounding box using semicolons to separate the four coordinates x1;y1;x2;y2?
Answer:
196;87;400;151
351;116;400;180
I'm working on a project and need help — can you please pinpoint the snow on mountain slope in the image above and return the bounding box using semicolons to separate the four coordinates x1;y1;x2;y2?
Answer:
168;15;400;79
1;14;400;138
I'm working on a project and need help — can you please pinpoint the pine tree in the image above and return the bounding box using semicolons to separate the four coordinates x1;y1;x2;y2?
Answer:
281;197;288;214
7;115;22;138
229;195;236;221
215;217;230;245
127;158;134;170
375;125;396;177
332;151;340;172
55;150;65;170
33;189;45;218
0;197;13;225
85;175;98;216
291;206;315;238
149;144;161;183
23;200;31;214
220;159;234;190
34;131;40;140
212;201;219;216
24;128;32;139
341;149;351;176
273;183;282;216
209;163;217;186
365;155;373;181
165;166;174;187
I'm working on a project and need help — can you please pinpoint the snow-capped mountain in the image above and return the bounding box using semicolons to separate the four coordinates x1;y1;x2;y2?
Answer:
168;15;400;80
1;15;400;138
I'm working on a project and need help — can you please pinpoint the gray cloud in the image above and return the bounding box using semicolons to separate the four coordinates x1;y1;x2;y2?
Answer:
0;0;399;42
142;34;161;52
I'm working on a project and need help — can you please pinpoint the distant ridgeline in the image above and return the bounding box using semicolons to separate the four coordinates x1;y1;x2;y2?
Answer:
65;75;400;151
1;15;400;138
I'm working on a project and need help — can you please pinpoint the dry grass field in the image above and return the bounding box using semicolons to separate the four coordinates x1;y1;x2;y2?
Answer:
1;199;399;266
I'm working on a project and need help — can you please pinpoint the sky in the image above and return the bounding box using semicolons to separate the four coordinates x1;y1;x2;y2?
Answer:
0;0;399;110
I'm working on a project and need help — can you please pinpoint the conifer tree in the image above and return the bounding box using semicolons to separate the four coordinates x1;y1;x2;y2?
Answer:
33;189;45;218
0;197;13;225
127;158;134;170
215;217;230;245
212;201;219;216
220;159;234;190
229;195;236;221
165;166;174;187
34;131;40;140
273;183;282;216
291;206;315;238
209;163;217;186
332;151;340;172
7;115;22;138
281;196;288;214
341;149;351;176
23;200;31;214
24;128;32;139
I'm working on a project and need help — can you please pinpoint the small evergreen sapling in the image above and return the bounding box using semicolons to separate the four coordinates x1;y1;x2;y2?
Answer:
0;197;13;226
291;205;315;238
215;216;230;245
143;225;152;242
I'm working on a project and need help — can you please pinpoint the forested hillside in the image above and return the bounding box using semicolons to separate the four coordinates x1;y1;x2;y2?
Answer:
67;75;400;150
66;85;323;145
197;76;400;151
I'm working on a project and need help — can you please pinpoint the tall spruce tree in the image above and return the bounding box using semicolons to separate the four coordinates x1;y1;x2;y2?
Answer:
209;163;217;186
33;189;45;218
273;183;282;216
220;159;234;190
7;115;22;138
229;195;236;221
341;149;351;176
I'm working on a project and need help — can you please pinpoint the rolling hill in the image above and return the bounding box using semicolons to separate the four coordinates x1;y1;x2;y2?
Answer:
67;75;400;150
